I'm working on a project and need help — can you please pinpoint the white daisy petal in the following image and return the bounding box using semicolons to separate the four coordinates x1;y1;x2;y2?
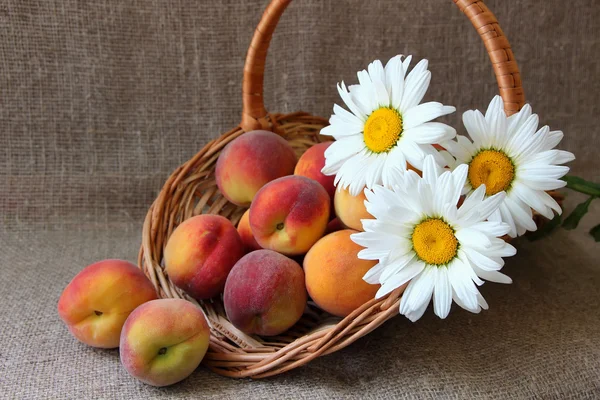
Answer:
511;182;554;219
381;149;407;188
400;267;435;314
498;202;518;238
402;122;456;145
471;265;512;284
433;268;452;319
364;153;386;189
484;95;508;148
400;70;431;112
422;154;441;186
504;195;538;232
401;55;413;75
541;130;564;151
332;104;364;129
323;118;362;137
448;262;479;310
337;81;366;121
485;95;505;124
452;287;481;314
505;113;539;154
462;110;488;147
367;59;386;85
537;190;564;215
521;177;567;191
449;164;469;205
376;258;423;297
552;150;576;165
507;103;532;136
468;221;511;237
463;247;503;271
477;293;489;310
403;102;456;130
362;262;387;284
322;135;364;175
455;228;492;248
385;55;405;109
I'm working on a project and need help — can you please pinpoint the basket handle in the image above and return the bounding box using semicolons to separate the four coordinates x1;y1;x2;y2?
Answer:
241;0;525;131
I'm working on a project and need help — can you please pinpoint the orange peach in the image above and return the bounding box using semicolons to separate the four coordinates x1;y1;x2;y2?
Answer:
250;175;330;255
120;299;210;387
57;259;157;348
334;186;373;231
215;130;297;206
237;209;261;252
224;250;307;336
294;141;335;200
164;215;244;300
304;230;380;317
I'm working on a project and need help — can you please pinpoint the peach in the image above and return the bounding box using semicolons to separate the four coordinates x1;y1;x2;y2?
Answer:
294;141;336;200
325;217;344;234
164;215;244;300
304;230;380;317
250;175;330;255
223;250;307;336
57;259;157;349
334;186;373;231
120;299;210;387
237;209;261;252
215;130;297;206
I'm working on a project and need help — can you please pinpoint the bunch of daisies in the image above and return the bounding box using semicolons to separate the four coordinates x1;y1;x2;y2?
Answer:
321;55;575;322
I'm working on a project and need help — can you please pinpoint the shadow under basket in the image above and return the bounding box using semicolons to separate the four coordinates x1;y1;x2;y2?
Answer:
138;0;563;379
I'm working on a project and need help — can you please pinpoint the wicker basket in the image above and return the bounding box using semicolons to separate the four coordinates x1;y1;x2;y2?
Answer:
139;0;537;379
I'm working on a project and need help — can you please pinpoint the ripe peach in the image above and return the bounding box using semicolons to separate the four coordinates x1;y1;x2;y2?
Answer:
215;130;297;206
304;230;380;317
223;250;307;336
294;141;335;200
120;299;210;387
334;186;373;231
57;259;157;349
325;217;344;234
237;209;261;252
250;175;330;255
164;215;244;300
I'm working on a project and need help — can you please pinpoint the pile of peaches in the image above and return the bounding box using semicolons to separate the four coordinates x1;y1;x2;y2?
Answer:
58;130;378;387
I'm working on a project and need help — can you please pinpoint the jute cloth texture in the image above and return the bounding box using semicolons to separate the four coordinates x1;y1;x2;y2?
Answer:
1;0;599;398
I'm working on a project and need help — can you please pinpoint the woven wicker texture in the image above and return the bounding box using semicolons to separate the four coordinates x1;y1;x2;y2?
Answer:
2;0;600;397
138;0;561;379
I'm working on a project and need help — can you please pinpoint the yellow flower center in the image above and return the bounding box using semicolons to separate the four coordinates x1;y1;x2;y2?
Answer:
412;218;458;265
363;107;403;153
468;150;515;196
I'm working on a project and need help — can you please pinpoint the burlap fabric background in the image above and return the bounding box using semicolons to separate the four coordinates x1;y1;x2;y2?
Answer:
1;0;599;398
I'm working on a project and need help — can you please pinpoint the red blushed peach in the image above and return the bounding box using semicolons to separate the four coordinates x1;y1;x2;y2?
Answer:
224;250;307;336
249;175;330;255
120;299;210;387
334;186;373;231
237;209;261;252
164;215;244;300
57;259;157;349
215;130;297;207
325;217;344;234
304;230;380;317
294;141;335;201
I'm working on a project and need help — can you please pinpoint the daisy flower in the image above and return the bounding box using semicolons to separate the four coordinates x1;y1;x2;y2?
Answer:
351;155;517;322
320;55;457;196
440;96;575;237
